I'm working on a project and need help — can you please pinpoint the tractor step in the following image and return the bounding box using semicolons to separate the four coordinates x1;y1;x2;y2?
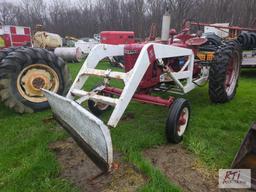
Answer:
43;89;113;172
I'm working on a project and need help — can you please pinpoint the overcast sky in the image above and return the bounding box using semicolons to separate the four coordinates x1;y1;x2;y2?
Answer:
2;0;79;5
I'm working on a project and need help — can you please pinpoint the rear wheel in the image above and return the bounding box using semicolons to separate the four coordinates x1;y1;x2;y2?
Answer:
0;47;19;63
209;41;242;103
166;98;190;144
238;32;256;50
111;56;124;68
0;47;72;113
200;33;222;51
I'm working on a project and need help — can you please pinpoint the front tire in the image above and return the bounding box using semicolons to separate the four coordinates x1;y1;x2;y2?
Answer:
88;85;112;117
209;40;242;103
0;47;71;113
166;98;191;144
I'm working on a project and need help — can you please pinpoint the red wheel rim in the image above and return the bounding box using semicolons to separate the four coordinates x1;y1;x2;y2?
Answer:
225;54;239;97
177;107;189;136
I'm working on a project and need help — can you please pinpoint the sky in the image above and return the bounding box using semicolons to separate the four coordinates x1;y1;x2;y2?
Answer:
2;0;80;5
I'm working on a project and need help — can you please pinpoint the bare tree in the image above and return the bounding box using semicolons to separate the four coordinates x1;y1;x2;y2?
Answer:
0;0;256;38
0;2;18;24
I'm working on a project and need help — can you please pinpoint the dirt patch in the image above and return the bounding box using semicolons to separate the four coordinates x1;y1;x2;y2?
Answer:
49;138;146;192
144;145;250;192
144;144;219;192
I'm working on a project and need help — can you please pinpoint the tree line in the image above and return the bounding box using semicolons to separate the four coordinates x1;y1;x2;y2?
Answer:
1;0;256;38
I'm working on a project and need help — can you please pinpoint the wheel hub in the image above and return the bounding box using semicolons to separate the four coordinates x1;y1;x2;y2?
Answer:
178;112;187;125
32;77;46;90
177;108;189;136
17;64;60;103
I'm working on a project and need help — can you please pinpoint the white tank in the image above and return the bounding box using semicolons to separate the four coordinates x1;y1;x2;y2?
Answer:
54;47;83;62
161;10;171;41
33;31;63;48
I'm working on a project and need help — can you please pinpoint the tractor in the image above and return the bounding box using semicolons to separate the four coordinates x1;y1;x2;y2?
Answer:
43;11;242;172
0;24;71;113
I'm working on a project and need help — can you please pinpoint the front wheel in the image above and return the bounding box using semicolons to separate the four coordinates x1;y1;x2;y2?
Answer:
88;86;112;117
166;98;191;144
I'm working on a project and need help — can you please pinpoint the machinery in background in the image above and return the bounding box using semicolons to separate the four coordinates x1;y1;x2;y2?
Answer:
0;24;32;48
0;25;138;113
192;22;256;67
0;24;71;113
100;31;135;45
33;31;63;49
32;24;63;49
75;37;99;56
54;47;83;63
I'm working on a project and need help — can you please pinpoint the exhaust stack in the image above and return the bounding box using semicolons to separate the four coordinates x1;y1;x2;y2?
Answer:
161;8;171;41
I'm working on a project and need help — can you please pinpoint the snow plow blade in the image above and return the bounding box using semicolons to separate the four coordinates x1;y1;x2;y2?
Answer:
43;89;113;172
232;122;256;188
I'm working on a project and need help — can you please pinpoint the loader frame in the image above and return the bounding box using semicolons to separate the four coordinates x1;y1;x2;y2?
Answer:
67;43;208;127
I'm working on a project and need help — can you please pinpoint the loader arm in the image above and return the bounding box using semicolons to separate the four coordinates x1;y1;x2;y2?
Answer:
67;44;125;99
68;43;199;127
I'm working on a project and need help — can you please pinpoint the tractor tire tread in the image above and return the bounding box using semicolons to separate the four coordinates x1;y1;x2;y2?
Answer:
0;47;71;113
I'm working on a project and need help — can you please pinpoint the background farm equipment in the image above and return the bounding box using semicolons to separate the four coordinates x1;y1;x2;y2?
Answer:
0;24;32;48
0;23;72;113
54;47;83;62
0;24;144;114
44;10;242;172
191;22;256;67
188;21;256;187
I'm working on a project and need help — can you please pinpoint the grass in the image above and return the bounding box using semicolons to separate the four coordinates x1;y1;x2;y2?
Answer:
0;62;256;192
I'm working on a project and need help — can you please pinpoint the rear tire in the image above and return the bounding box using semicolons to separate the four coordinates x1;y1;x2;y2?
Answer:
0;47;72;113
0;47;19;63
166;98;190;144
209;40;242;103
238;32;256;50
200;33;222;51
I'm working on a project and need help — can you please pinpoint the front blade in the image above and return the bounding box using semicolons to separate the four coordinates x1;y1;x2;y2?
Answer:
43;89;113;172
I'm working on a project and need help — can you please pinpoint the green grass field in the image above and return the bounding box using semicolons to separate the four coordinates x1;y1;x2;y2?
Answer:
0;62;256;192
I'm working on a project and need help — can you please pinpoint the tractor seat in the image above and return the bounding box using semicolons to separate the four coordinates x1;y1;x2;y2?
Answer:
185;37;208;46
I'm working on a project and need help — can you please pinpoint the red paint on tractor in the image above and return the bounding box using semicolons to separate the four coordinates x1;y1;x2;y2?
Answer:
103;87;174;107
147;44;156;64
178;112;187;125
100;31;135;45
124;44;162;89
225;58;235;87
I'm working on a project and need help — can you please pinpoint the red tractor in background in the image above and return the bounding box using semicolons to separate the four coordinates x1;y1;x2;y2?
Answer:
100;31;135;45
